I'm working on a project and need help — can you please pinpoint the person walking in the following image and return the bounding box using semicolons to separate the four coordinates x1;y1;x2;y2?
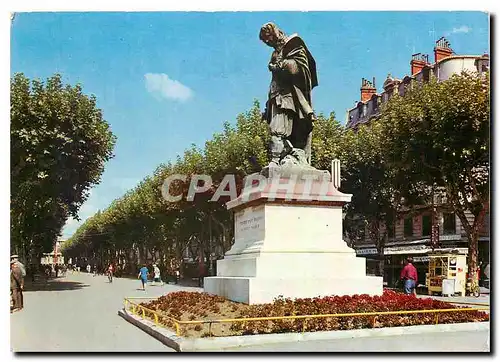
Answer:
400;257;418;295
198;261;206;288
11;255;27;308
107;263;114;283
11;255;26;278
175;269;180;285
152;264;164;286
138;264;149;291
11;259;24;312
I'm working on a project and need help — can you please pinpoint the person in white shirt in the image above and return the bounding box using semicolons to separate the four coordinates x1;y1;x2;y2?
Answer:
152;264;163;286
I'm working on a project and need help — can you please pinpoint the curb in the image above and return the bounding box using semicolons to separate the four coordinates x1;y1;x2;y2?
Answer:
118;309;183;351
118;309;490;352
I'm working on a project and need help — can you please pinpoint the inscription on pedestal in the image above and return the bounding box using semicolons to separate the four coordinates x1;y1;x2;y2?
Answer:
235;205;265;245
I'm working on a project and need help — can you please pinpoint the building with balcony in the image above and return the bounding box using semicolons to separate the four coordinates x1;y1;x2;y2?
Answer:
344;37;490;286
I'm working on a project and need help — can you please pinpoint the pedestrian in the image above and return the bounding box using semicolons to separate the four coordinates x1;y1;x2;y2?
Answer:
400;257;418;295
138;264;149;291
484;263;490;280
11;259;24;312
152;264;164;286
86;264;91;274
107;263;114;282
198;262;206;288
175;269;180;284
11;255;26;278
93;264;97;277
29;263;36;282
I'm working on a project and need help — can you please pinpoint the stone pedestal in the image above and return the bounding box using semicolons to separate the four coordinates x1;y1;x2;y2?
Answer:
204;171;383;304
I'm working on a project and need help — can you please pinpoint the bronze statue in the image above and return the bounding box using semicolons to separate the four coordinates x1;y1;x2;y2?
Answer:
260;22;318;168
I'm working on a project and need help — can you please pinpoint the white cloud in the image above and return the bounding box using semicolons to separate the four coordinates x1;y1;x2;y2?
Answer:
61;201;100;239
451;25;472;34
144;73;194;102
62;218;80;237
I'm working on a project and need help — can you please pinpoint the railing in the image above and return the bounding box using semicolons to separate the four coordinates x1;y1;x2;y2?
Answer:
123;298;489;337
124;297;184;335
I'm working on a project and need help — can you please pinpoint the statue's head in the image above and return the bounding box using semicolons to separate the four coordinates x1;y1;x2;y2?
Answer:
259;22;286;48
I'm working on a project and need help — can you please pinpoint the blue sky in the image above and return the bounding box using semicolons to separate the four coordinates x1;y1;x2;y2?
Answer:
10;11;489;239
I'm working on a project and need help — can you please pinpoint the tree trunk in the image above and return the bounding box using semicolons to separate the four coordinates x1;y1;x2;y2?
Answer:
175;239;182;268
447;184;487;287
467;230;479;284
378;256;385;280
455;209;484;286
469;205;486;284
368;219;384;278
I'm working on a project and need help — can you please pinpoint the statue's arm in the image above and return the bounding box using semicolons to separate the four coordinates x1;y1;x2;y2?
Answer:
269;58;299;75
280;59;300;75
270;47;307;76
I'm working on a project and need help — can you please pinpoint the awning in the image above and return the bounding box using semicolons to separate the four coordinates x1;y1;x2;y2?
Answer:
355;245;468;256
356;248;378;255
384;244;432;255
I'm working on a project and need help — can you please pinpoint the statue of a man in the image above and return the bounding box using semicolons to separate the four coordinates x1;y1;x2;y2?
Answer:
259;22;318;167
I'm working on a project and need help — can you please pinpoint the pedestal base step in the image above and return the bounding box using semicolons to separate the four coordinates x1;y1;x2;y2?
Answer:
204;275;383;305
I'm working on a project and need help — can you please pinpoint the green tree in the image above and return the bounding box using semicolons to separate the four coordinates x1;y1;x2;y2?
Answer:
310;112;346;170
340;121;403;276
379;71;489;284
62;101;269;274
11;73;116;262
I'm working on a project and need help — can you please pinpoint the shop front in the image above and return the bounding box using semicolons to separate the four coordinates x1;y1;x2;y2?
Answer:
355;247;379;276
356;239;469;289
382;245;430;288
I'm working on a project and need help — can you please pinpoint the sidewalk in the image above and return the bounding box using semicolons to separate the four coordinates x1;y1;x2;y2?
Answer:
222;330;490;352
417;292;490;306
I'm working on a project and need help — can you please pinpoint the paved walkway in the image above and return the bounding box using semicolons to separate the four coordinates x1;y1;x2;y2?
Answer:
417;293;490;308
10;273;201;352
223;330;490;352
10;274;490;352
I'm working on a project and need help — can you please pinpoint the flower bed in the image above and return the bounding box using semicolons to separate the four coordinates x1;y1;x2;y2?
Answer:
140;290;488;338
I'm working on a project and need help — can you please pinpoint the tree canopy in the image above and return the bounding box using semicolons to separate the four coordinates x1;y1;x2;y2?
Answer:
11;73;116;260
377;71;490;281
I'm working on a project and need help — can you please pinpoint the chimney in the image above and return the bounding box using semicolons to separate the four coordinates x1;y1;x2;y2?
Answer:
360;77;376;102
434;37;453;63
410;53;429;75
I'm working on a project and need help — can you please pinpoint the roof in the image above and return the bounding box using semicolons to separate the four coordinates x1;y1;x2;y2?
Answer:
345;53;487;127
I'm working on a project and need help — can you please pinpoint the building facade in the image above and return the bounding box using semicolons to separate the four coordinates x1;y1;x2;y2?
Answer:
40;241;65;265
345;38;490;286
346;37;489;129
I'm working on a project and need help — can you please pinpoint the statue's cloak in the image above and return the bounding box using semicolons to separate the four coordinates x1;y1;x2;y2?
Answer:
265;34;318;121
